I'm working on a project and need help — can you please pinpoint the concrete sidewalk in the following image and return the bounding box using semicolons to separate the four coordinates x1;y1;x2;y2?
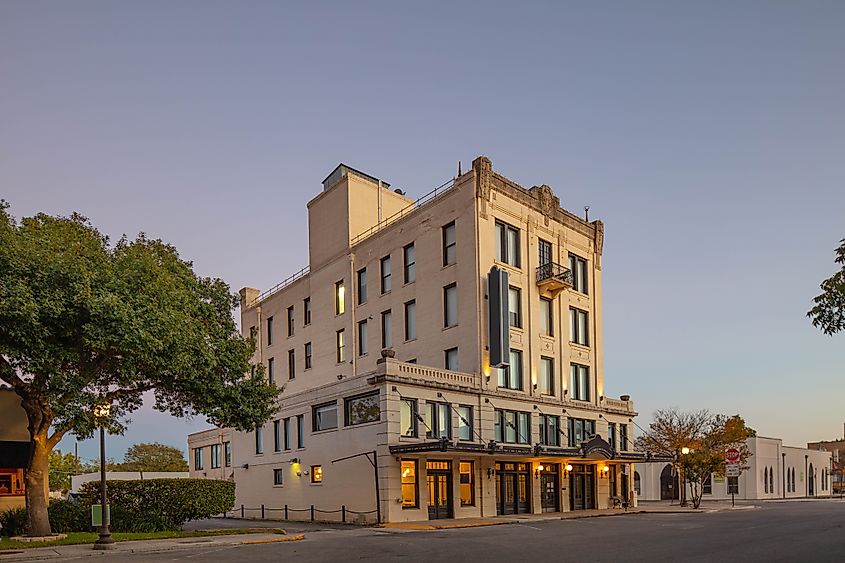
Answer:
0;532;304;562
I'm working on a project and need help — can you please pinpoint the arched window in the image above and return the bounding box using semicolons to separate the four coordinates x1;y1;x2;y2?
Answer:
634;471;641;496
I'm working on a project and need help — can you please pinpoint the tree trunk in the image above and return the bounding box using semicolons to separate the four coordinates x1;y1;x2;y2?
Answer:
25;429;53;536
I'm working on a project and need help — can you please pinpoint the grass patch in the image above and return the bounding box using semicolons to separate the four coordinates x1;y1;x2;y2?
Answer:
0;528;284;550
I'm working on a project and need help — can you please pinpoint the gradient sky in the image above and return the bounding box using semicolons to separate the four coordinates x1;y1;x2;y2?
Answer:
2;1;843;462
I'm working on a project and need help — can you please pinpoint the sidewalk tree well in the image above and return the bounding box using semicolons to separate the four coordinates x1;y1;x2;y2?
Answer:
807;238;845;335
635;409;756;508
0;202;278;536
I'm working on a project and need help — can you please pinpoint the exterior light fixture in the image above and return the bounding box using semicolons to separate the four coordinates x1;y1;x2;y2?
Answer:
681;447;690;455
487;467;496;478
565;464;573;472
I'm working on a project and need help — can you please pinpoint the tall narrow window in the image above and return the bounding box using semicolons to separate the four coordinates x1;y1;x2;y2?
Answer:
303;297;311;325
335;280;346;315
404;300;416;341
336;330;345;363
569;253;588;294
255;426;263;454
266;317;274;346
442;222;456;266
539;239;552;265
273;469;284;486
381;310;392;349
357;268;368;305
288;349;295;379
224;442;231;466
211;445;220;469
296;414;304;448
569;308;589;346
508;286;522;328
401;460;418;508
380;256;391;293
495;221;521;267
539;415;560;446
426;402;451;439
194;448;204;470
267;357;275;385
304;342;312;369
287;306;294;336
608;422;616;450
283;418;291;450
445;347;459;371
459;461;475;506
619;424;628;451
403;243;415;284
539;356;554;395
540;298;553;336
357;320;368;356
497;351;523;390
457;406;472;441
570;363;590;401
400;399;418;437
274;420;281;452
443;283;458;327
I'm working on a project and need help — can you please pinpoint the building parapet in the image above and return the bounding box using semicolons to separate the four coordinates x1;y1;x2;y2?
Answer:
603;397;635;414
368;357;481;391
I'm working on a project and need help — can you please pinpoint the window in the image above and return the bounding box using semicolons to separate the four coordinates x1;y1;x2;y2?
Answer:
567;418;595;447
381;310;392;348
460;461;474;506
266;316;274;346
273;468;284;486
508;286;522;328
443;283;458;327
250;325;256;341
224;442;231;467
569;253;588;294
539;415;560;446
764;467;769;493
267;357;275;385
283;418;291;450
634;471;641;496
426;402;451;439
404;300;416;340
303;297;311;325
311;465;322;483
494;409;530;444
495;221;521;267
457;406;473;441
336;330;345;363
619;424;628;451
445;347;459;371
304;342;312;369
288;349;295;379
287;306;294;336
255;426;264;454
498;349;523;390
345;392;380;426
400;399;418;437
335;280;345;315
727;476;739;495
401;460;418;508
607;423;616;450
539;356;554;395
380;256;391;293
296;414;304;448
570;363;590;401
539;238;552;266
193;447;204;470
403;243;415;284
274;420;282;452
313;402;338;431
443;222;456;266
357;268;367;305
540;298;553;336
357;320;368;356
569;308;589;346
703;474;712;495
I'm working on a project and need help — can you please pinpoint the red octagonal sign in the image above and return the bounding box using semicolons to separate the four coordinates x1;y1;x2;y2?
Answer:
725;448;741;463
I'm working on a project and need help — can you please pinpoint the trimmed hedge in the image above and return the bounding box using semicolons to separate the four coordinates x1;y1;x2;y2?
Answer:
78;478;235;532
0;507;28;537
48;499;91;533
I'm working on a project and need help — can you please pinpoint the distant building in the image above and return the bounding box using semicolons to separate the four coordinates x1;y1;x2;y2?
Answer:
636;436;833;501
187;428;233;480
0;388;30;511
70;471;190;493
807;424;845;494
189;156;644;524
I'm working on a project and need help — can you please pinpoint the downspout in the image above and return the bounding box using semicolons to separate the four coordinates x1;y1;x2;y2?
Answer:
349;252;357;378
255;305;263;364
782;452;786;499
472;171;486;518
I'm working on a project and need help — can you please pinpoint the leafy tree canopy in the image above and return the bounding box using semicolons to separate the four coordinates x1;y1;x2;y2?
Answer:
808;238;845;335
117;442;189;472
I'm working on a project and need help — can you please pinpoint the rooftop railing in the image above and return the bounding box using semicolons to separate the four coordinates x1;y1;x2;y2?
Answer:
250;265;310;307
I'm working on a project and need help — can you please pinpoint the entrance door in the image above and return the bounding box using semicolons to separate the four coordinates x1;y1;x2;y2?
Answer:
426;461;453;520
570;464;596;510
495;462;531;515
540;465;560;512
660;464;679;500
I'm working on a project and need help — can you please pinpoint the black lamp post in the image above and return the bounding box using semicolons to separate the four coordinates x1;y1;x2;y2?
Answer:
93;403;114;550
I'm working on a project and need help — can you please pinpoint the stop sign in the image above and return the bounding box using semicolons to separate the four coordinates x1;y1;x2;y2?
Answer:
725;448;740;463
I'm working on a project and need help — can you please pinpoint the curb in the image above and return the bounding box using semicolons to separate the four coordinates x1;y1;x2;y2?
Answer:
242;534;305;545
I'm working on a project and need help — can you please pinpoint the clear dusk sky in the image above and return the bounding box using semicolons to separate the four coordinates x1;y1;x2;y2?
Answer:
1;1;843;462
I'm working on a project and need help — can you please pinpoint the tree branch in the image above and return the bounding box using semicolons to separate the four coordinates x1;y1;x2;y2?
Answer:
0;355;26;390
104;383;155;403
47;427;69;449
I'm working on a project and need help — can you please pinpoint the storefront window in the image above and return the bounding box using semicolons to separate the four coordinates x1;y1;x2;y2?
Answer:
401;460;418;508
460;462;474;506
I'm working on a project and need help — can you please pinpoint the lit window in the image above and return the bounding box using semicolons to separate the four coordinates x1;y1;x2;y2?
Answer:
460;461;474;506
335;280;345;315
311;465;323;483
401;460;418;508
336;330;345;363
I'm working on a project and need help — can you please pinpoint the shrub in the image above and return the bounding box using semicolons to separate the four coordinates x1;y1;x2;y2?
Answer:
78;478;235;532
0;507;28;537
48;500;90;533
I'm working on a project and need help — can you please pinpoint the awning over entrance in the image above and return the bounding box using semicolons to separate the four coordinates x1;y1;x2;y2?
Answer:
389;438;654;462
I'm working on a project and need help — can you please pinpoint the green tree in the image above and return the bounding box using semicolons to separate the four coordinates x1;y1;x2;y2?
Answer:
0;203;278;536
808;238;845;335
48;450;83;492
116;442;189;472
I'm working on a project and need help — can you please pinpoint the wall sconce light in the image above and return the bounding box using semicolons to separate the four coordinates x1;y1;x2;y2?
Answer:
242;463;250;469
601;465;610;476
599;395;604;402
487;467;496;478
563;390;569;396
534;464;545;477
296;471;302;477
289;457;300;464
533;382;538;390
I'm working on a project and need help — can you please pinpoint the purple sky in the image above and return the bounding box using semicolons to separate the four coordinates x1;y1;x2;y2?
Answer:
2;1;843;462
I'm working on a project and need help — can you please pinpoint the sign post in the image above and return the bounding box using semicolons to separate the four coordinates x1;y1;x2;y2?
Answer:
725;448;741;507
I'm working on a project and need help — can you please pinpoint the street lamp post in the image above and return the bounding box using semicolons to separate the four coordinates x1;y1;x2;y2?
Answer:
679;447;690;507
93;403;114;550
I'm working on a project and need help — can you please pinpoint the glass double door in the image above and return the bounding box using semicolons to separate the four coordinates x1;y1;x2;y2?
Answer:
496;462;530;515
570;464;596;510
540;465;560;512
426;461;453;520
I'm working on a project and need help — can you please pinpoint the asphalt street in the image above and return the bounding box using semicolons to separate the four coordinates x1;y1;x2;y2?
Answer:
102;501;845;562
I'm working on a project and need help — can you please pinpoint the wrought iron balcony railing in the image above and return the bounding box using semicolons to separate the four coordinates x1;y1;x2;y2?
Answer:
536;262;573;286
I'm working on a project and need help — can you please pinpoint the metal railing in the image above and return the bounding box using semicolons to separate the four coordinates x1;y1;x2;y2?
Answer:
536;262;573;286
250;265;310;307
223;504;378;524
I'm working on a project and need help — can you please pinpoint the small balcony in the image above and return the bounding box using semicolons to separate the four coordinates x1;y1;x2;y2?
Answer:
536;262;573;298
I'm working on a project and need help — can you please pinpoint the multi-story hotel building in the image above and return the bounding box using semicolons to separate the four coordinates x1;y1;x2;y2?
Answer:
188;156;643;523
